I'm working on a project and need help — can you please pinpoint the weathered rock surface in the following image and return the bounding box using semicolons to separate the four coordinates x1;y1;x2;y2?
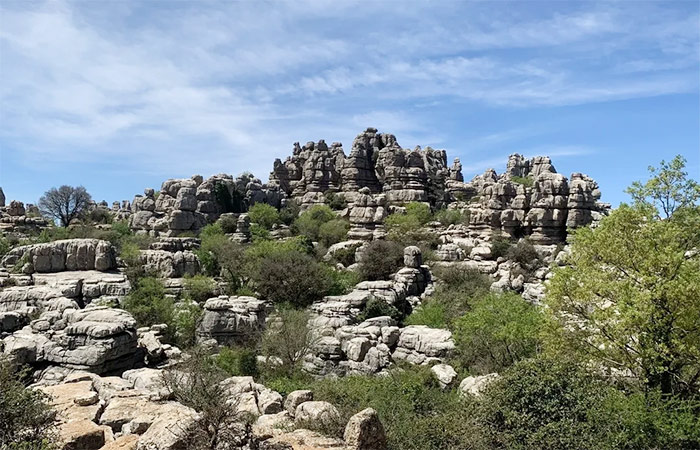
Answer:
197;296;271;345
1;239;117;273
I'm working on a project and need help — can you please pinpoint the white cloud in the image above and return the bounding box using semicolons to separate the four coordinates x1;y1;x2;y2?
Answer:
0;0;697;188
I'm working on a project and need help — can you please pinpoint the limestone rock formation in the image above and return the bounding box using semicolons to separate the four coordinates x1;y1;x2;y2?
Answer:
196;296;272;345
1;239;117;273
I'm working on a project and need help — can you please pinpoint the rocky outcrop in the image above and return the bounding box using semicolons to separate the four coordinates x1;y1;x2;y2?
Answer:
465;154;609;244
347;188;387;240
3;306;139;373
270;128;454;210
196;296;272;345
1;239;117;273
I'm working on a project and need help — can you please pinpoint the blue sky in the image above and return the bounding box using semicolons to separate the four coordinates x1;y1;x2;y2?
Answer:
1;0;698;207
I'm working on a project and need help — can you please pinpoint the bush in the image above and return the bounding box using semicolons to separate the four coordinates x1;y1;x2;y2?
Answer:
292;205;336;241
88;208;113;224
301;366;483;449
330;243;360;267
248;203;280;230
410;265;490;328
490;234;513;259
249;223;271;242
217;214;238;234
385;202;431;237
261;307;317;376
0;235;10;257
121;277;174;331
216;346;259;377
279;200;301;226
453;292;544;374
196;224;246;292
163;349;256;448
358;240;404;281
183;275;217;303
507;239;540;267
357;297;408;323
0;358;56;449
473;357;700;450
324;266;360;296
173;298;202;349
111;220;131;237
404;301;448;328
244;240;331;306
510;176;534;188
324;191;347;210
318;219;350;247
434;208;468;226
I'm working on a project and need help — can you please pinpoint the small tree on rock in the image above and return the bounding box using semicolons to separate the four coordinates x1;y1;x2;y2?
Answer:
38;185;92;226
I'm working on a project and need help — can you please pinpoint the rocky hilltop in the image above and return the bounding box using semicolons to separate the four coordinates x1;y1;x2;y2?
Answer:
0;127;612;450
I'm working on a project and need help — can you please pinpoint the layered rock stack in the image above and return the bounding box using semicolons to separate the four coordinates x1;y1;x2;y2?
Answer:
465;154;609;244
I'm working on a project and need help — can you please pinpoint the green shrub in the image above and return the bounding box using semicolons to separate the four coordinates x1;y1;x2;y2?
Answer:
358;240;404;281
324;266;360;296
301;366;483;449
261;307;316;376
121;277;174;332
0;235;10;257
88;208;113;224
318;219;350;247
244;240;331;306
473;357;700;450
216;346;259;377
416;265;491;328
330;243;360;267
385;202;431;236
196;224;246;292
248;203;280;230
324;191;347;210
434;208;468;226
0;358;56;449
183;275;217;303
404;301;448;328
453;292;544;374
173;298;202;349
279;200;301;226
292;205;336;241
111;220;131;237
511;175;534;188
249;223;271;242
507;239;540;267
490;234;513;259
217;215;238;233
357;297;408;323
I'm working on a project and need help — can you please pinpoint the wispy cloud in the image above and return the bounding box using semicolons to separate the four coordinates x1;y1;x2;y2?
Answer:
0;0;697;190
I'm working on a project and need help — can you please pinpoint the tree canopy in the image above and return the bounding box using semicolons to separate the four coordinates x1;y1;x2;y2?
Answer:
38;185;92;227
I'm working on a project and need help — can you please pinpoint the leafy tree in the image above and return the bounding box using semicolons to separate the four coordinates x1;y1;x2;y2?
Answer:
247;203;280;230
292;205;336;241
183;275;217;303
357;239;404;281
454;292;544;374
173;298;202;349
260;307;318;376
546;204;700;394
626;155;700;218
385;202;432;237
216;346;259;377
318;218;350;247
196;224;245;293
38;185;92;227
243;239;331;306
121;277;174;330
0;358;56;449
475;357;629;450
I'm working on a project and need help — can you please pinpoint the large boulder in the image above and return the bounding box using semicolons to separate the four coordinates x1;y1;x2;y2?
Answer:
344;408;387;450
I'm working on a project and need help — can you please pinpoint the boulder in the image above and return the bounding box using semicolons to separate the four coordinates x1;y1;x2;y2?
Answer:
344;408;387;450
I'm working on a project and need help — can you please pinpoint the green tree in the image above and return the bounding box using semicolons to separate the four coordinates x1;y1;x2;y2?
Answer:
247;203;280;230
292;205;336;241
546;204;700;394
243;239;332;306
260;307;318;376
626;155;700;218
121;277;174;329
0;358;56;449
318;218;350;247
454;292;544;374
